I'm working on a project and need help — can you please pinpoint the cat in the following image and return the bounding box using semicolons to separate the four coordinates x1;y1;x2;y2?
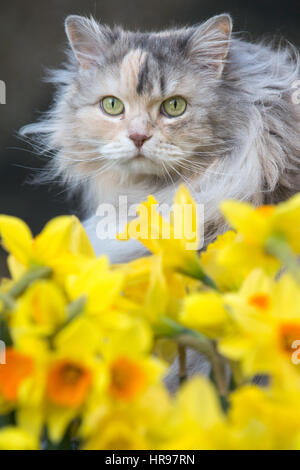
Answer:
20;13;300;263
20;13;300;262
20;13;300;386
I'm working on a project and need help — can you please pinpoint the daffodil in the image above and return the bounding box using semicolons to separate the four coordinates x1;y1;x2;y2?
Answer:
0;215;95;283
1;321;105;444
66;256;123;322
200;231;279;291
99;316;166;403
49;301;162;442
0;340;49;441
10;280;67;341
118;185;217;287
220;196;300;278
120;254;198;325
163;376;226;450
219;270;300;382
180;290;228;338
116;256;154;305
227;385;300;449
80;327;168;449
58;256;128;346
44;353;106;443
26;316;106;444
38;304;109;443
221;195;300;252
82;384;173;450
0;347;36;413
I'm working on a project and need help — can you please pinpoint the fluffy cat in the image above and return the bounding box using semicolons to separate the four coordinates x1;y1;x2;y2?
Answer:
21;13;300;264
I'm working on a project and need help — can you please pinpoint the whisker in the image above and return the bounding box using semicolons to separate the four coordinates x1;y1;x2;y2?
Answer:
162;161;176;187
168;162;193;189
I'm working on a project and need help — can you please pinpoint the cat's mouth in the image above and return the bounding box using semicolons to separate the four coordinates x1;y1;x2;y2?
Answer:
135;152;147;160
125;150;150;163
117;150;163;176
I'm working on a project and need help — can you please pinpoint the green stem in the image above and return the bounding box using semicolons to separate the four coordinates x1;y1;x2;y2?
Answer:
265;234;300;281
8;266;52;298
155;316;228;396
176;334;228;397
0;292;15;311
202;274;219;291
66;296;87;322
49;296;87;348
178;258;219;291
153;316;191;337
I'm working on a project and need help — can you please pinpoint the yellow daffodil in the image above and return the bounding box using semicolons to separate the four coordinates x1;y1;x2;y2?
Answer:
220;270;300;381
116;256;154;305
119;254;197;326
200;231;279;291
180;290;228;338
220;195;300;277
118;185;216;286
10;280;67;341
0;348;34;409
42;340;107;444
99;317;166;403
163;376;225;450
66;257;123;318
105;354;165;407
82;384;173;450
0;215;95;282
61;256;128;343
227;385;300;449
1;324;105;444
0;341;48;441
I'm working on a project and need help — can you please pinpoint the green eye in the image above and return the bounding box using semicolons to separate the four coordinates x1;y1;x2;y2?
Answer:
101;96;124;116
161;96;187;117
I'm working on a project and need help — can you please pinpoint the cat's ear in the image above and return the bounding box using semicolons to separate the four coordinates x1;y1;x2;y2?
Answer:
65;15;111;69
187;14;232;77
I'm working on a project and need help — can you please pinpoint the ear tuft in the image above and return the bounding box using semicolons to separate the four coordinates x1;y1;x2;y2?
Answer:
65;15;105;69
214;13;232;37
188;14;233;77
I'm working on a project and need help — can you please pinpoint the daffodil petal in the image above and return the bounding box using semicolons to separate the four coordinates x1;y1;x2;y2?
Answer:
0;215;32;265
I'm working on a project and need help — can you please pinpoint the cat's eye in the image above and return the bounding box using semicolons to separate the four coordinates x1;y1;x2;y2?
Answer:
101;96;125;116
161;96;187;117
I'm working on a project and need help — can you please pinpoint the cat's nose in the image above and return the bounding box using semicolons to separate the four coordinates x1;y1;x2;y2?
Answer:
129;133;152;149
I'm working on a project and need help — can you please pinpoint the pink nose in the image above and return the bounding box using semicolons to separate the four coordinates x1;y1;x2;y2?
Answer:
129;133;152;149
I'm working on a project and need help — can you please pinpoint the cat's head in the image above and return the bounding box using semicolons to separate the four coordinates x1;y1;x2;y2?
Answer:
26;14;233;192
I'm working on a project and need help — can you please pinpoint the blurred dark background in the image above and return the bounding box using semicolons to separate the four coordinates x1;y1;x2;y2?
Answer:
0;0;299;275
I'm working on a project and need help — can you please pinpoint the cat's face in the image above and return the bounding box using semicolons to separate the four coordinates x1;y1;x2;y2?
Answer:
55;15;232;183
